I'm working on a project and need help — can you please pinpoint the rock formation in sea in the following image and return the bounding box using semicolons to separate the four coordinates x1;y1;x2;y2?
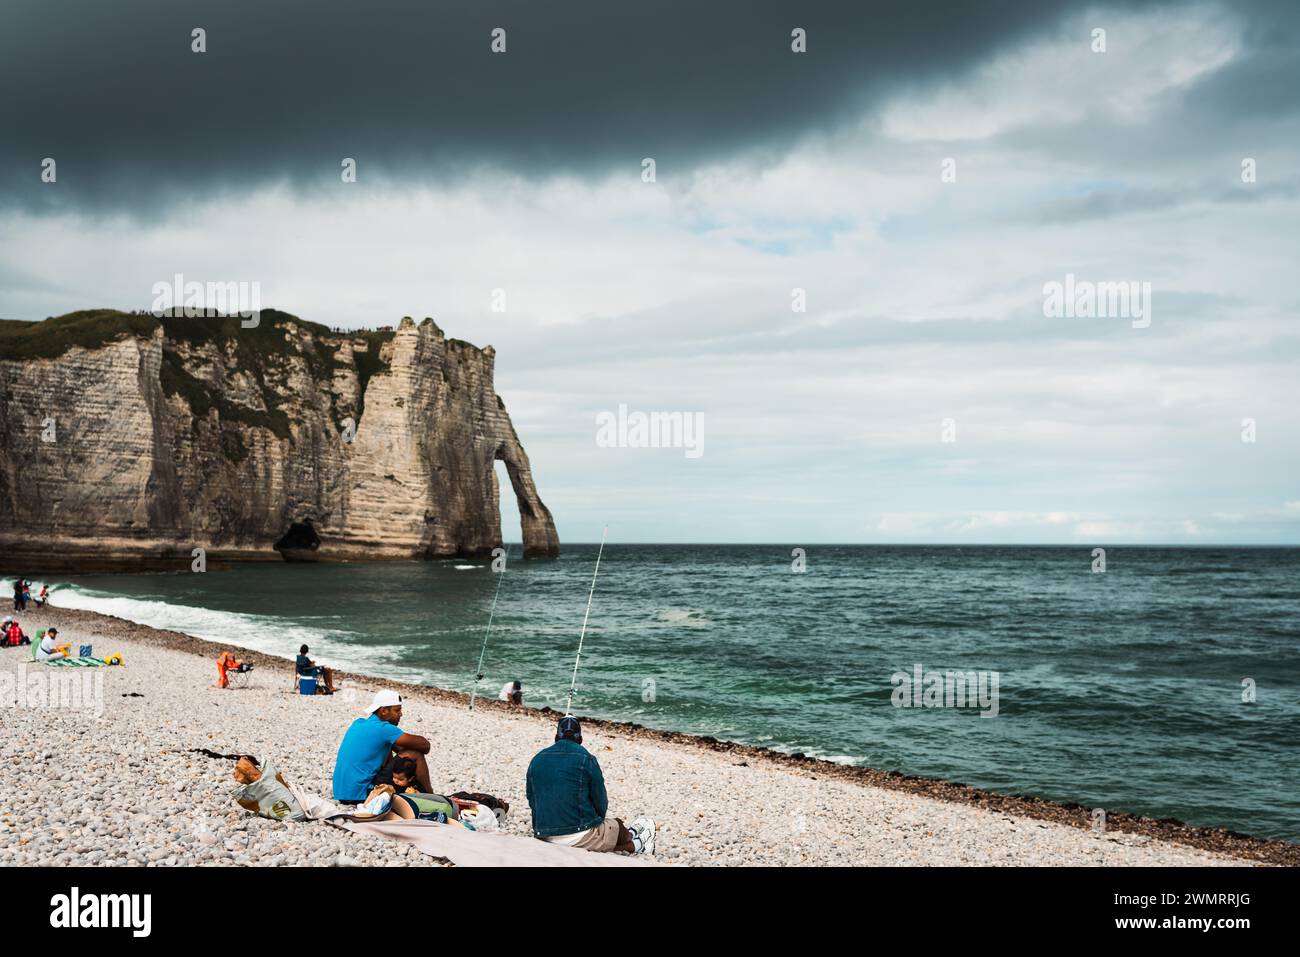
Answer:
0;309;560;568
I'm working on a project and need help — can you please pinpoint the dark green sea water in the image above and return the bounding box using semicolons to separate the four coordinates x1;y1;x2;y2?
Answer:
46;544;1300;842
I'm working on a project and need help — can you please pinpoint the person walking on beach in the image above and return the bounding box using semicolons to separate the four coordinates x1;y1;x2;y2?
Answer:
332;690;433;803
525;716;655;856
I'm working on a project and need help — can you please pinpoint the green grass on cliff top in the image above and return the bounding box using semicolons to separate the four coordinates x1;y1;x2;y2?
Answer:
0;308;395;361
1;309;400;438
0;309;161;360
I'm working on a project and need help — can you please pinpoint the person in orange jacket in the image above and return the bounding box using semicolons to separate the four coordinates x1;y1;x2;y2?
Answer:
216;650;250;688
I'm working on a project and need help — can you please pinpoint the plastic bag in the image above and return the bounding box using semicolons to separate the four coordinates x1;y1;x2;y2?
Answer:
458;804;499;832
233;760;306;822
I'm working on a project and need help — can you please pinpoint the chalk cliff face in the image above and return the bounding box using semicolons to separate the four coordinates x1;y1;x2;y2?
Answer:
0;310;559;567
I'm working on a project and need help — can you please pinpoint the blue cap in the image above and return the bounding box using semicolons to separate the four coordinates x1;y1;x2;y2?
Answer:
557;716;582;739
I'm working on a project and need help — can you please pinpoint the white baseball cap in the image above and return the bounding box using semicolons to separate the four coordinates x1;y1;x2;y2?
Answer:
366;689;403;715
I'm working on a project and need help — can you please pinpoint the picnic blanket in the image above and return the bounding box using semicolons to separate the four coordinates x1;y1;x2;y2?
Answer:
30;632;110;667
289;783;651;868
333;818;651;867
31;648;107;667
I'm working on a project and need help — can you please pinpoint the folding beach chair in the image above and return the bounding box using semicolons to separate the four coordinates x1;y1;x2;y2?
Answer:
217;651;253;688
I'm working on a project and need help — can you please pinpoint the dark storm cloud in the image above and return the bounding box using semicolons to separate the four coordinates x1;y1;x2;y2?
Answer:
1192;0;1300;117
0;0;1187;215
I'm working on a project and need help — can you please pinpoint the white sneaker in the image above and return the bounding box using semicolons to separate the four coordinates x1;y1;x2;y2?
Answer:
628;817;656;856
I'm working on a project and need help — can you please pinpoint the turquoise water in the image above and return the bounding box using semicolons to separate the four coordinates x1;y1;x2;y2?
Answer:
43;545;1300;842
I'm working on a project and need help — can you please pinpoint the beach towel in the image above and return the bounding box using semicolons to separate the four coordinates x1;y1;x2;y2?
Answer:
30;640;106;667
283;783;651;867
335;818;651;867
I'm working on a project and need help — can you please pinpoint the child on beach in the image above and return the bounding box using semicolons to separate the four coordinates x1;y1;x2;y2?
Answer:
384;757;505;824
387;756;421;794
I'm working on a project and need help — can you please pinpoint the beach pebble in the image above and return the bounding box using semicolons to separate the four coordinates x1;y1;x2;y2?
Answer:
0;611;1260;868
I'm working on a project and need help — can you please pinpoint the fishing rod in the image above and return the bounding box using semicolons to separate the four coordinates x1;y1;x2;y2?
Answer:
469;545;510;711
565;525;607;716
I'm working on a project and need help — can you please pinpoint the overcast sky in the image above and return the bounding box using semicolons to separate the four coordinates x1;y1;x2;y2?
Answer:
2;0;1297;544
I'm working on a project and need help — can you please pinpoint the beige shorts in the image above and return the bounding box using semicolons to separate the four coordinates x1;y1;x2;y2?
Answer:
543;818;621;852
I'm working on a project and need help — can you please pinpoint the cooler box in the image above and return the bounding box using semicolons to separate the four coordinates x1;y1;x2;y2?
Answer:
298;675;317;695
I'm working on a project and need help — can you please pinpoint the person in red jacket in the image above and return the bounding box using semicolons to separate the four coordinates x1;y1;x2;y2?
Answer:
3;616;30;647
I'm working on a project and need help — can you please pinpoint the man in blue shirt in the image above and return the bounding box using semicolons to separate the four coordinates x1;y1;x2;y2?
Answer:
332;690;432;802
525;716;655;855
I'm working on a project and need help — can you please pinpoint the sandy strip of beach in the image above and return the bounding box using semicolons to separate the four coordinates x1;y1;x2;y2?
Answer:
0;606;1290;867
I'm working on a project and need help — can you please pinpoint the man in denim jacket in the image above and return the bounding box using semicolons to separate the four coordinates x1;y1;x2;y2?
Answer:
525;716;654;855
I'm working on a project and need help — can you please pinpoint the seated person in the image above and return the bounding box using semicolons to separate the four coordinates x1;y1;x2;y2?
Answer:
357;782;464;824
498;679;523;705
332;690;432;804
388;756;422;794
383;756;480;819
4;616;30;647
34;585;49;608
525;716;655;855
35;626;64;660
296;643;336;693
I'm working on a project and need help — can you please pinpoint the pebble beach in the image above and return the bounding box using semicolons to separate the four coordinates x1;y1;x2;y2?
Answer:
1;606;1291;867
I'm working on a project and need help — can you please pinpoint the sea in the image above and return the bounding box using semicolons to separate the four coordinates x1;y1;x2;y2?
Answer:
38;544;1300;842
